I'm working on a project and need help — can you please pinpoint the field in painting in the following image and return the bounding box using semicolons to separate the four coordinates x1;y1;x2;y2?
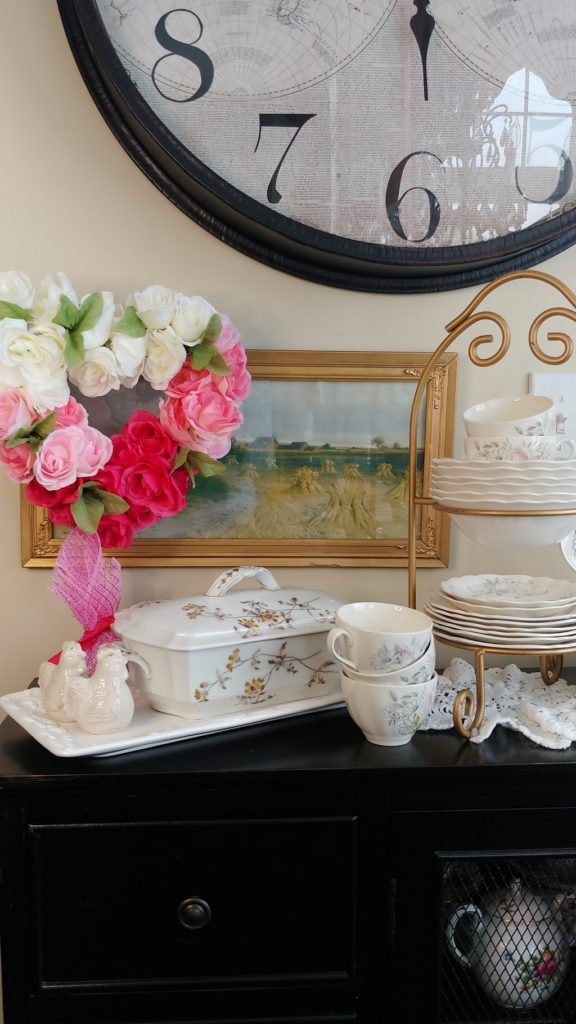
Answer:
141;441;424;541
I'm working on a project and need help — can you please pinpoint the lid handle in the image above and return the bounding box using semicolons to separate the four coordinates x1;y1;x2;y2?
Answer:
206;566;283;597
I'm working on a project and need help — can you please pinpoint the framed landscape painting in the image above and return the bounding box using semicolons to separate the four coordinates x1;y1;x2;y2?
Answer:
21;350;457;568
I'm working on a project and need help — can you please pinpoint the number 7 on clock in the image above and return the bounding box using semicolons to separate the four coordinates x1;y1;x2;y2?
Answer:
255;113;316;204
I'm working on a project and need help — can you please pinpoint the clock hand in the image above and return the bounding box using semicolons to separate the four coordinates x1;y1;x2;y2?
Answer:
410;0;435;102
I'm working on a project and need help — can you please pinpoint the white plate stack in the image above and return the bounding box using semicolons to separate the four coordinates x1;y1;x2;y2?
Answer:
424;574;576;650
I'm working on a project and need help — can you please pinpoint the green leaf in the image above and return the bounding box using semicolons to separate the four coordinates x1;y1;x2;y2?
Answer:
75;291;103;332
34;411;57;440
5;428;31;449
202;313;222;345
71;491;104;534
64;329;86;369
190;342;218;371
187;451;226;477
208;352;231;376
171;446;189;472
115;305;146;337
53;294;80;330
95;488;129;515
0;300;31;321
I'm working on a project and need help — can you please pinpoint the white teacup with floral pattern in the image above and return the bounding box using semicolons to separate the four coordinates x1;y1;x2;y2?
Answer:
462;395;556;437
326;602;432;674
340;639;436;685
340;670;438;746
464;434;576;462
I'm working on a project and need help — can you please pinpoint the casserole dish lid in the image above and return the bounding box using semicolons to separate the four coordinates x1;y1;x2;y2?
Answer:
113;566;344;651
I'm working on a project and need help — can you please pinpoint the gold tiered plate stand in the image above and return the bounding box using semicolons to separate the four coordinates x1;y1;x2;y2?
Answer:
407;269;576;740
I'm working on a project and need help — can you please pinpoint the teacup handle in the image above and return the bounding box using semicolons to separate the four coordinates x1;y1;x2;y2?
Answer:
326;627;356;670
445;903;483;967
558;438;576;459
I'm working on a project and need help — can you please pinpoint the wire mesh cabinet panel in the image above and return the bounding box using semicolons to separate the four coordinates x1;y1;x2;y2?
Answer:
387;811;576;1024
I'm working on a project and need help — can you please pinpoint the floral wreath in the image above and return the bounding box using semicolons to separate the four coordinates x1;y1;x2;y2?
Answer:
0;271;250;548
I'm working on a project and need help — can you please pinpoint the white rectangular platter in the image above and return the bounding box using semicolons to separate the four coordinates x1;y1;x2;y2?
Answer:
0;689;344;758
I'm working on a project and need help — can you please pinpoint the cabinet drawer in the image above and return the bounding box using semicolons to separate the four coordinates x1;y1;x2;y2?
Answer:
30;817;357;988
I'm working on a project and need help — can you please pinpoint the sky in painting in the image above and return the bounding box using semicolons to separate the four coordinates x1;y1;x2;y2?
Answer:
236;379;424;447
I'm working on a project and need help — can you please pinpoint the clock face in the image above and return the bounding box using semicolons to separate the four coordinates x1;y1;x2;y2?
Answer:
58;0;576;291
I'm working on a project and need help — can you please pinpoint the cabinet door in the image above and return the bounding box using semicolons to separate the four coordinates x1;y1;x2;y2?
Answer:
386;810;576;1024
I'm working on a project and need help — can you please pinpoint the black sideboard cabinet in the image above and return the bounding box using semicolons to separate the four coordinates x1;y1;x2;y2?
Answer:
3;701;576;1023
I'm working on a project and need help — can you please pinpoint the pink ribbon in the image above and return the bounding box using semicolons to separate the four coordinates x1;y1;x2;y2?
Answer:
49;529;122;671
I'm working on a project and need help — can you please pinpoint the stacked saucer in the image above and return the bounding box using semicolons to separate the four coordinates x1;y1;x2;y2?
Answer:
423;574;576;650
430;459;576;547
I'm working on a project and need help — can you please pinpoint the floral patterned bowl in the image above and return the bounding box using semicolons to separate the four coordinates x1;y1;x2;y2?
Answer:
463;395;556;437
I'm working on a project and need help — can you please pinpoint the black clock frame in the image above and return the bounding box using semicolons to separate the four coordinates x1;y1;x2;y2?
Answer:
58;0;576;293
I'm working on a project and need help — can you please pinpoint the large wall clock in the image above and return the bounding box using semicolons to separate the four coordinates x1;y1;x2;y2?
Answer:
57;0;576;292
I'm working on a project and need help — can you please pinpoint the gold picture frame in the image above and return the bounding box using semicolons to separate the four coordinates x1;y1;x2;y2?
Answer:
21;350;457;568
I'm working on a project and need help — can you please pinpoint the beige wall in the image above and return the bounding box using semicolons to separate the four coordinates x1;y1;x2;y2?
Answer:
1;0;576;697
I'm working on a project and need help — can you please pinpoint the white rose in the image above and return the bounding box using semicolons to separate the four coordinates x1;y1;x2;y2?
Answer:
0;319;66;387
29;321;67;359
110;330;147;386
31;272;78;323
171;293;215;344
68;346;122;398
77;290;115;350
0;319;28;387
142;326;186;390
0;271;33;309
130;285;176;330
25;372;70;414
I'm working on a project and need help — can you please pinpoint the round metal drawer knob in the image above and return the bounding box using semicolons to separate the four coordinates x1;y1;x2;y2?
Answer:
177;897;212;930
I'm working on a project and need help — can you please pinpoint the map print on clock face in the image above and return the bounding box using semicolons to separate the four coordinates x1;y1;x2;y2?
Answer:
60;0;576;291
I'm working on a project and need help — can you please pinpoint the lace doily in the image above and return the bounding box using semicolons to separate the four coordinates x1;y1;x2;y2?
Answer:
427;657;576;749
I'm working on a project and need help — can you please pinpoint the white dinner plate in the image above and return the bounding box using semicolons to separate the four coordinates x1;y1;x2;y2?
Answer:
440;575;576;606
432;628;576;651
424;590;576;623
424;610;576;643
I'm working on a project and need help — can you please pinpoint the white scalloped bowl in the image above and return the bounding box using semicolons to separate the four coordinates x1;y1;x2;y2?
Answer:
450;512;576;547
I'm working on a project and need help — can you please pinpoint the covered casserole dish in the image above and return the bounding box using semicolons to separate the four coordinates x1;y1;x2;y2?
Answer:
113;566;343;719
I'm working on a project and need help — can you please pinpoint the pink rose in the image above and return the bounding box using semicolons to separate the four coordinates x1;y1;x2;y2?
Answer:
55;397;89;429
120;457;189;520
97;514;134;549
33;426;84;490
94;461;125;497
164;361;205;399
0;387;34;441
160;378;242;457
214;313;241;354
158;397;195;449
25;478;81;527
0;440;35;482
122;410;177;466
182;381;243;445
76;426;113;477
216;341;251;403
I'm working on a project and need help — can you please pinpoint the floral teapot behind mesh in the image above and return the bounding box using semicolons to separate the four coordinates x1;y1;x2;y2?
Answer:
445;877;573;1009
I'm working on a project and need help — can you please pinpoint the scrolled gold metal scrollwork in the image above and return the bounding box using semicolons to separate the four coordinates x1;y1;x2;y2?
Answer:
452;687;476;738
407;268;576;739
528;308;576;365
539;653;564;685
